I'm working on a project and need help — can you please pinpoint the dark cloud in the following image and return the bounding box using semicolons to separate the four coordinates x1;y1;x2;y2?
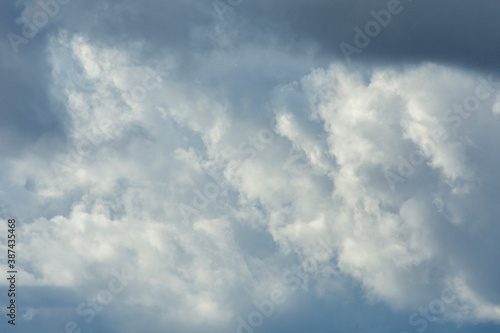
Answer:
228;0;500;73
0;2;68;158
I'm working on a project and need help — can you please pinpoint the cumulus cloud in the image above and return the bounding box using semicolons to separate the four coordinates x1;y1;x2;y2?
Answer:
268;63;500;321
2;1;500;333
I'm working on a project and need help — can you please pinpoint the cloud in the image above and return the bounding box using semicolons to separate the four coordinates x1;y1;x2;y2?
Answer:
268;62;500;322
2;1;500;333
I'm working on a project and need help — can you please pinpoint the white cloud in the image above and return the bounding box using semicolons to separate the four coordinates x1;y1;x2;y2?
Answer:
268;63;500;321
3;27;500;331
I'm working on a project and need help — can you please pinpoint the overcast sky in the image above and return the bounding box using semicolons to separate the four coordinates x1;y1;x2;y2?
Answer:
1;0;500;332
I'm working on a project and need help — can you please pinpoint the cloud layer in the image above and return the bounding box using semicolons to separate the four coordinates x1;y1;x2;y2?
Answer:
1;1;500;333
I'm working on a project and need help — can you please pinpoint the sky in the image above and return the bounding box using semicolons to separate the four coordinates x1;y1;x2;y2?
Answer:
1;0;500;332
